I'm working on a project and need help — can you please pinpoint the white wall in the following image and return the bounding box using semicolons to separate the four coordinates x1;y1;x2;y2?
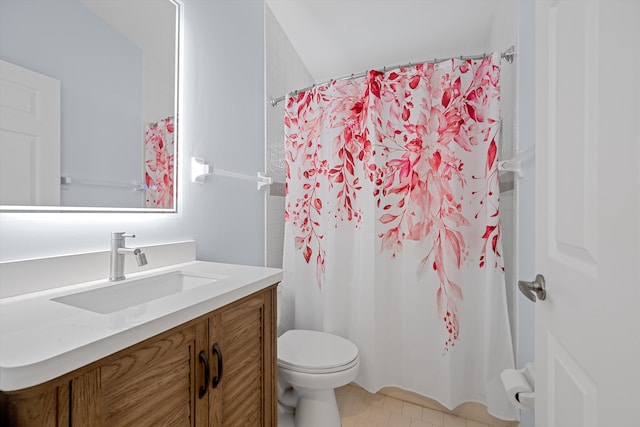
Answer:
0;0;267;273
515;1;536;426
264;4;313;269
183;0;265;266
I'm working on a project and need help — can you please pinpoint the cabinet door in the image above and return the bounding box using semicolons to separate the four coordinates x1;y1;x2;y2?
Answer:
0;385;68;427
209;288;276;426
72;325;202;426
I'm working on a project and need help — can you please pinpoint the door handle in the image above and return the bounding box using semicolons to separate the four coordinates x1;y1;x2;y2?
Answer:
198;350;210;398
212;343;223;389
518;274;547;302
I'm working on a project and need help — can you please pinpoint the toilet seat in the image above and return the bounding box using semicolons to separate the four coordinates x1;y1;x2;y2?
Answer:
278;330;359;374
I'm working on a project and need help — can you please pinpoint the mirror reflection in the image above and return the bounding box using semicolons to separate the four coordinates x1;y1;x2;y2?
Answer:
0;0;179;211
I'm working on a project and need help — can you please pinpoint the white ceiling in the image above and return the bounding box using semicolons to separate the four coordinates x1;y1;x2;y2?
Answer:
265;0;503;82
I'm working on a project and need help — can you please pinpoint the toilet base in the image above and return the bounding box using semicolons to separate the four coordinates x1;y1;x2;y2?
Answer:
277;407;295;427
294;387;341;427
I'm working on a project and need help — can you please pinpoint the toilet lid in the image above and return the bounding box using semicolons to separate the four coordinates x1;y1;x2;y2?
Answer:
278;330;359;373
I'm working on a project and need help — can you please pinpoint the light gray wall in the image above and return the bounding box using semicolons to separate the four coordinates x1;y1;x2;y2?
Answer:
183;0;265;266
264;4;313;269
515;1;536;426
0;0;266;270
0;0;143;208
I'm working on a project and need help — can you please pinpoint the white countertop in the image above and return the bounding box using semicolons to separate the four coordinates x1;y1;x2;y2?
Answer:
0;261;282;391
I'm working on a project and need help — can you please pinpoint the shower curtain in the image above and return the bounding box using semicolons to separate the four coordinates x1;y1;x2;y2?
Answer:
281;53;517;420
144;116;175;208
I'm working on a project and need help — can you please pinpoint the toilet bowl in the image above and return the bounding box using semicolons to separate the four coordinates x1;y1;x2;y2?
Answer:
277;329;359;427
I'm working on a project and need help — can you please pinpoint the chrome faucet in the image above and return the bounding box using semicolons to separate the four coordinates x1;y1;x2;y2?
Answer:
109;232;148;281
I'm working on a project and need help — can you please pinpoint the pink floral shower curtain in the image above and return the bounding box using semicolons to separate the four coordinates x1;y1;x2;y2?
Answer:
144;116;175;208
281;53;517;420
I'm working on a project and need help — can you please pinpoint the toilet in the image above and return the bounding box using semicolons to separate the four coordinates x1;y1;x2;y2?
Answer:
277;299;359;427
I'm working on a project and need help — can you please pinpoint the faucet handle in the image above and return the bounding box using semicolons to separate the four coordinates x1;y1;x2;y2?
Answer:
112;232;136;240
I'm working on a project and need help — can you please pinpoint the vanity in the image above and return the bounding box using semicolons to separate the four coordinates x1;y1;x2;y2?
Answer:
0;252;282;426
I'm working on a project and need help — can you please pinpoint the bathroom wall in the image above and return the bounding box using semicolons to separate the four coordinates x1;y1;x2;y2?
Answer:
0;0;267;272
514;1;536;426
181;0;266;266
264;4;313;269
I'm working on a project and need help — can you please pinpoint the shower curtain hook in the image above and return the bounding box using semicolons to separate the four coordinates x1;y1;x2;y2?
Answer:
502;46;516;63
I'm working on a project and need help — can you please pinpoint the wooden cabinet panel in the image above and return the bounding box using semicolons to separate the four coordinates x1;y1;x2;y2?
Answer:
100;327;195;427
209;288;276;427
71;326;197;427
71;369;102;426
0;386;62;427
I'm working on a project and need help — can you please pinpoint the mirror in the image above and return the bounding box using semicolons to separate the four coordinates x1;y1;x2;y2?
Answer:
0;0;180;212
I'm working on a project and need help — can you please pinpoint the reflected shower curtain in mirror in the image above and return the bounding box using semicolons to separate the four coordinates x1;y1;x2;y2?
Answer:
144;116;175;208
281;53;517;420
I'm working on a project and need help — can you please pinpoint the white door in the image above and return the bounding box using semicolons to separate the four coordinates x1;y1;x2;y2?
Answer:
534;1;640;425
0;59;61;206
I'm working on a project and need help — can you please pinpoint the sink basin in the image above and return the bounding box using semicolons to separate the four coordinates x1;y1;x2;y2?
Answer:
52;271;225;314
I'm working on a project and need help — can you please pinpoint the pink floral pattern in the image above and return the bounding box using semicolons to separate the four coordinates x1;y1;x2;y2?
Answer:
285;55;503;350
144;117;175;208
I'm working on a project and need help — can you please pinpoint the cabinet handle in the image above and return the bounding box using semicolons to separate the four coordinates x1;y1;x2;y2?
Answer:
198;350;210;398
212;343;223;389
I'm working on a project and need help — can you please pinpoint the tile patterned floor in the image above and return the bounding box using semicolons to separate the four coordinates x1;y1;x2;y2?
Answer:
336;384;502;427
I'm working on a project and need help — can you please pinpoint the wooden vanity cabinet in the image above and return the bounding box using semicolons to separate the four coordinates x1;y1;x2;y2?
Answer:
0;285;277;427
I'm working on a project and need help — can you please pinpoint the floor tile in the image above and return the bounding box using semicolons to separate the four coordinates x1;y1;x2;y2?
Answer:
365;392;386;408
355;416;384;427
410;418;435;427
389;412;413;427
336;384;351;399
335;386;512;427
347;399;372;418
422;407;444;426
443;413;467;427
402;401;425;419
382;396;405;413
349;386;369;402
342;417;358;427
369;405;392;424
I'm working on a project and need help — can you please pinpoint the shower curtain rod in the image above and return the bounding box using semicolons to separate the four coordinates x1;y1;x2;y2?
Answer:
270;46;515;107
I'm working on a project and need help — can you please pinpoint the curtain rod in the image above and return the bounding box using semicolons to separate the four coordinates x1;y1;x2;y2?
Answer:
270;45;515;107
